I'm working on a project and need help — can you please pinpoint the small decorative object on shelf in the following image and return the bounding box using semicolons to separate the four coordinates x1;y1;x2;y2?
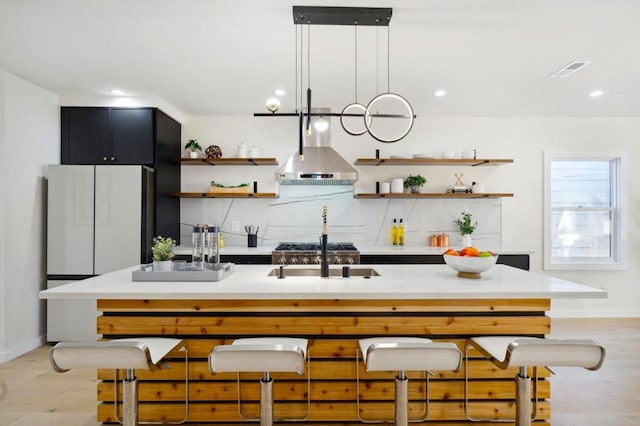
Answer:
151;236;175;271
205;145;223;159
210;182;250;194
403;174;426;194
448;173;471;193
455;211;477;247
185;139;202;158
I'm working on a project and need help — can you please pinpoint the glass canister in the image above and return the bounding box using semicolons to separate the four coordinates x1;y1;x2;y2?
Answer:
207;226;220;265
192;225;206;270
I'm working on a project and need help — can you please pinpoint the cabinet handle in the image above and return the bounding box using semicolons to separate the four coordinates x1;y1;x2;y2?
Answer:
110;157;116;161
103;156;108;161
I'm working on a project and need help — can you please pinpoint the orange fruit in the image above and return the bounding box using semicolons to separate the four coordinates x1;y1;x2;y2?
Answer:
465;247;480;257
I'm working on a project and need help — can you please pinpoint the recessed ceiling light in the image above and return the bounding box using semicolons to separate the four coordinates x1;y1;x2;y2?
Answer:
589;90;604;97
110;89;125;96
434;90;447;97
275;89;286;96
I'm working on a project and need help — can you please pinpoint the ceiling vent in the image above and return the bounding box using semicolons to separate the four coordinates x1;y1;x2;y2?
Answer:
548;61;591;78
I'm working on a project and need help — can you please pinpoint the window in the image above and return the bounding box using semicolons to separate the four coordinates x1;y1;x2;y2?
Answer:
543;151;625;270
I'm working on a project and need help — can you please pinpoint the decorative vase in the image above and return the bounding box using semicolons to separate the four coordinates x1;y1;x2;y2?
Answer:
462;234;472;248
188;151;199;159
410;186;420;194
153;260;173;272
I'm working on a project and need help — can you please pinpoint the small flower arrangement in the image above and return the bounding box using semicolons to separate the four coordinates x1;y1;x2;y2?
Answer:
152;236;176;261
455;211;477;235
185;139;202;152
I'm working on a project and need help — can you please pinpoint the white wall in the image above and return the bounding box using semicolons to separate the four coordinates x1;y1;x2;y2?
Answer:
182;114;640;318
0;71;59;362
0;72;5;353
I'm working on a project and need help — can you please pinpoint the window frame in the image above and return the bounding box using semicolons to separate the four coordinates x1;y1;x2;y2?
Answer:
543;151;626;270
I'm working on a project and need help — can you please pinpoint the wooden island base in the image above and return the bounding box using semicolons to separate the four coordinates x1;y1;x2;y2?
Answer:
96;298;552;424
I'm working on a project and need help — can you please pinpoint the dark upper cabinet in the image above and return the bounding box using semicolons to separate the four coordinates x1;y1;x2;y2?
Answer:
110;108;154;164
60;107;182;243
61;107;153;165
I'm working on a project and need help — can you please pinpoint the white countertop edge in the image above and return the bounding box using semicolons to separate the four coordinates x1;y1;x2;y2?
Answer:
40;264;606;301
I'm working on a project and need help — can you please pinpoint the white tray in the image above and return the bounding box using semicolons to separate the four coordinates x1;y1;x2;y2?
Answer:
132;263;235;282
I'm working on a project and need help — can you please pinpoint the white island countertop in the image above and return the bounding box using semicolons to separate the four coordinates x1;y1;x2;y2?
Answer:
39;264;605;301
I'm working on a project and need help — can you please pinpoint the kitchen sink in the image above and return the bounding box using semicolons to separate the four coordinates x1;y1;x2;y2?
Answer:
268;267;380;278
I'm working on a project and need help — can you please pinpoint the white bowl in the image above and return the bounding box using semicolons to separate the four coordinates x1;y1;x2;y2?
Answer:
443;254;498;278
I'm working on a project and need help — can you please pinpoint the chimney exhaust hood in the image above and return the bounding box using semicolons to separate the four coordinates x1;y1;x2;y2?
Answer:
275;109;358;185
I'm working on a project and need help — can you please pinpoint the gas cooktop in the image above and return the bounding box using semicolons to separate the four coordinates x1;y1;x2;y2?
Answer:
274;242;358;251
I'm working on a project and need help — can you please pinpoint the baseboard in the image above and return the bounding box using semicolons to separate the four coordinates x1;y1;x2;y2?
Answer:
0;334;47;363
549;309;640;318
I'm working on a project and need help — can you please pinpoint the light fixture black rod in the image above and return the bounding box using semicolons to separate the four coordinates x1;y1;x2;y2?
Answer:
254;112;417;118
306;88;311;132
299;111;304;159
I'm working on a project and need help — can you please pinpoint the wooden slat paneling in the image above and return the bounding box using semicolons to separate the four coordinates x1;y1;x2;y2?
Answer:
97;298;549;313
98;400;550;422
94;297;552;424
98;315;550;336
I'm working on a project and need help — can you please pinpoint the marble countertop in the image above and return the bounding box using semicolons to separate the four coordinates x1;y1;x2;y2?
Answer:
39;264;603;301
176;245;534;256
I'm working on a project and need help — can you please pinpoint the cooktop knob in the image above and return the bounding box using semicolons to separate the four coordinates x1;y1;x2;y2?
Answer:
290;257;299;264
301;257;309;264
313;256;321;264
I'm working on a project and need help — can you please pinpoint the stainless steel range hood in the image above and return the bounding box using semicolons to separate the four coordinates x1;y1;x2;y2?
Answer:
276;109;358;185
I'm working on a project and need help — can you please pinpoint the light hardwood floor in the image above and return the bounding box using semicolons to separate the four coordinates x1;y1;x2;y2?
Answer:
0;318;638;425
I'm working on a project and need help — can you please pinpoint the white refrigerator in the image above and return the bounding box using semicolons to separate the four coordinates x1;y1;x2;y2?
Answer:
46;165;154;341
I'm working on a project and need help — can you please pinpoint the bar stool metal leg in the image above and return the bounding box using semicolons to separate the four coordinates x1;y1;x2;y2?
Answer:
515;366;531;426
122;369;138;426
260;372;273;426
395;370;409;426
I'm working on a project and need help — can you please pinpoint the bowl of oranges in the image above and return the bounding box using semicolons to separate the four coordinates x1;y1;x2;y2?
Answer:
442;247;498;279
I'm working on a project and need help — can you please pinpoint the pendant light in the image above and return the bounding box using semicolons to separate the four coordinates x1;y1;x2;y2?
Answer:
254;7;415;143
340;24;370;136
364;23;415;143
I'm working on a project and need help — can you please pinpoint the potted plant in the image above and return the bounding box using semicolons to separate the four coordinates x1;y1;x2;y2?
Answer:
152;236;175;271
185;139;202;158
403;174;427;194
455;211;477;247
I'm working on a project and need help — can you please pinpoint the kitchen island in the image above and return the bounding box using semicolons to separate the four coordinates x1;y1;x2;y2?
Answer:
40;264;605;425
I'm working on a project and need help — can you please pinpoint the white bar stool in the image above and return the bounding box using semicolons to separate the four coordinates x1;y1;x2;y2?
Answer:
209;337;309;426
357;337;462;425
50;338;188;426
465;336;606;426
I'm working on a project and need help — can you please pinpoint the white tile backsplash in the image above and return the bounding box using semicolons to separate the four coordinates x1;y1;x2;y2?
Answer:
180;185;502;249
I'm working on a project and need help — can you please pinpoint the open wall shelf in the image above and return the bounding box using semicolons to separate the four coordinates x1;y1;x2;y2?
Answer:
177;158;278;166
171;192;278;199
354;158;513;166
355;193;514;199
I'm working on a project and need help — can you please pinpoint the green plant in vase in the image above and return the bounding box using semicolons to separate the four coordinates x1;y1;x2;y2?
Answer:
454;211;477;247
152;236;175;271
403;174;427;194
185;139;202;158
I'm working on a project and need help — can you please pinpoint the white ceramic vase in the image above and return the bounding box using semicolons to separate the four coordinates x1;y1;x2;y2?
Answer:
462;234;472;248
188;151;199;158
153;260;173;272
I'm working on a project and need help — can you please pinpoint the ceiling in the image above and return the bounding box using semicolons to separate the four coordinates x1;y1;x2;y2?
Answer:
1;0;639;117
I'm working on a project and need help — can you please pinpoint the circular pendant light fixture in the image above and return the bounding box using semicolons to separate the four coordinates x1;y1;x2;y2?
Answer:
364;22;414;143
365;92;414;143
341;24;371;136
